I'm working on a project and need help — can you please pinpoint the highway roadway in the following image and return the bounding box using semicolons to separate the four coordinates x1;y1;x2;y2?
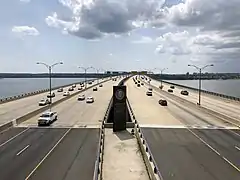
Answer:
0;79;103;126
148;77;240;125
19;79;121;128
0;77;121;180
125;77;240;180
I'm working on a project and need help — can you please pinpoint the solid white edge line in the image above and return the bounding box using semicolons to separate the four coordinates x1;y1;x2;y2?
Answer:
16;145;30;156
187;128;240;172
235;146;240;151
0;128;30;148
25;128;71;180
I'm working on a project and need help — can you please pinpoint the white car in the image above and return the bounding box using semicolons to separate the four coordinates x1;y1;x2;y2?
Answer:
47;92;55;98
39;99;50;106
63;91;70;96
57;88;63;92
86;97;94;103
38;112;57;126
78;94;85;101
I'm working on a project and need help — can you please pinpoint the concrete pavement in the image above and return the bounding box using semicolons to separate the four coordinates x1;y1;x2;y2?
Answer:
142;128;240;180
18;79;121;128
148;78;240;124
0;79;104;126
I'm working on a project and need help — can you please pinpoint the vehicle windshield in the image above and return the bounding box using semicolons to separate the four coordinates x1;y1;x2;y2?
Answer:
40;114;51;118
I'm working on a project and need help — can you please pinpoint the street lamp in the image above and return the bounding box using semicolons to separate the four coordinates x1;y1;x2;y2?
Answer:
98;68;106;82
154;68;168;87
36;61;63;110
78;66;94;89
188;64;214;105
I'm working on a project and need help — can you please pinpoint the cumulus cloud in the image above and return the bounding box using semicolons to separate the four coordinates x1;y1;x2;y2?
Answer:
12;26;40;37
45;0;165;39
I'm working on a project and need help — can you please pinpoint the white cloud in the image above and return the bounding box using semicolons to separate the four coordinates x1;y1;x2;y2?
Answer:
155;45;165;53
20;0;31;2
132;36;153;43
45;0;165;39
109;53;113;56
12;26;40;37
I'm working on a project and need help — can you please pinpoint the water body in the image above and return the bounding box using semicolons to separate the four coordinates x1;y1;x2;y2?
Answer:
0;78;89;99
166;79;240;98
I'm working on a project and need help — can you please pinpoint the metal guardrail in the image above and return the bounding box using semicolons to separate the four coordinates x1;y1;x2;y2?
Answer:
160;80;240;102
126;98;163;180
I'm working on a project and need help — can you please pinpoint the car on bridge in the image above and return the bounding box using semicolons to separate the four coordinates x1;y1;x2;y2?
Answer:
78;87;82;90
38;111;57;126
57;88;63;92
141;82;144;85
78;94;85;101
47;92;55;98
168;89;173;93
72;84;76;88
86;97;94;103
63;91;70;96
89;81;92;84
39;99;50;106
137;83;140;87
99;84;103;87
170;85;175;89
93;87;98;91
159;99;167;106
148;88;153;91
68;87;74;91
181;90;189;96
146;91;153;96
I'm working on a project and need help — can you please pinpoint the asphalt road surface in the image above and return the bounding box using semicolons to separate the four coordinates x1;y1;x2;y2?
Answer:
0;127;99;180
142;127;240;180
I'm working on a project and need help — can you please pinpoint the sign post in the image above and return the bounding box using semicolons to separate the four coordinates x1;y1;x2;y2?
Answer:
113;86;127;132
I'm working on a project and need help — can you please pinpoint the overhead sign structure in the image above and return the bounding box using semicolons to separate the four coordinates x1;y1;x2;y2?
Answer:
113;86;127;132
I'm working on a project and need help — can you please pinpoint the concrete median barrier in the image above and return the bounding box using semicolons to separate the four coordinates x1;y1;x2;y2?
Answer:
0;78;110;130
0;121;13;133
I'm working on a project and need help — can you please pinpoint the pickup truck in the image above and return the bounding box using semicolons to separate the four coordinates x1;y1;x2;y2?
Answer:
38;112;57;126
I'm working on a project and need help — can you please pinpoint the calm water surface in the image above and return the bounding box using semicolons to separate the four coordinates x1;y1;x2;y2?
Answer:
0;78;88;98
167;79;240;98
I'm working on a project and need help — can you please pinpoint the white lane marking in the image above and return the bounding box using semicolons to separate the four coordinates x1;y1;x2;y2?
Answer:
0;128;30;148
187;128;240;172
235;146;240;151
16;145;30;156
25;128;71;180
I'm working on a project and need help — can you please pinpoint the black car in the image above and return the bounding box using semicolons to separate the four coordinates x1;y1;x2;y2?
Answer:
137;84;140;87
141;82;144;86
181;90;189;96
93;87;98;91
168;89;173;93
68;88;74;91
159;99;167;106
170;85;175;89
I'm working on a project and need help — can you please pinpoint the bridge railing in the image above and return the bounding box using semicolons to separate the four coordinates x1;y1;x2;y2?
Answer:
157;79;240;102
126;98;163;180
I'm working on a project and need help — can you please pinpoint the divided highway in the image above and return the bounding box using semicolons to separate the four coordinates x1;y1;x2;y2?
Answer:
0;77;121;180
149;78;240;125
126;76;240;180
0;79;104;126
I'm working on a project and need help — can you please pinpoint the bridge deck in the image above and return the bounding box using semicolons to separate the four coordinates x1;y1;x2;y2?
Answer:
149;78;240;124
142;127;240;180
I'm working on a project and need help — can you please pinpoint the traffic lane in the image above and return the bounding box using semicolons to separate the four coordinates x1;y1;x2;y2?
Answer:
125;80;183;126
0;128;68;180
28;128;99;180
191;128;240;169
0;84;84;125
20;80;117;127
142;128;240;180
148;79;240;123
75;80;121;126
142;83;236;127
0;127;27;145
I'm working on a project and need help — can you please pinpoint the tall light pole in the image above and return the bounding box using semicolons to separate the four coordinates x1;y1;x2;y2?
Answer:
188;64;214;105
36;61;63;110
154;68;168;88
78;66;94;89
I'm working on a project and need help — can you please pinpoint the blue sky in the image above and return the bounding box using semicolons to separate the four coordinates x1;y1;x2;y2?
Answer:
1;0;240;73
